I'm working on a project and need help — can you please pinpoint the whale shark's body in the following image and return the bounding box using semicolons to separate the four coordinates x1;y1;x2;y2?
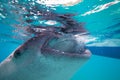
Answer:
0;6;91;79
0;31;91;80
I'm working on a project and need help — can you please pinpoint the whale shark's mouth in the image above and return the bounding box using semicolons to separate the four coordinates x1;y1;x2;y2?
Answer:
41;36;91;58
42;47;91;58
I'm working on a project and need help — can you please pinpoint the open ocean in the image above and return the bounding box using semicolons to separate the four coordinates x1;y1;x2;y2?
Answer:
0;0;120;80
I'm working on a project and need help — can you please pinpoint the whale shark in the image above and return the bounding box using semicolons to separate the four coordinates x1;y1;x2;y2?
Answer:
0;30;91;80
0;6;91;79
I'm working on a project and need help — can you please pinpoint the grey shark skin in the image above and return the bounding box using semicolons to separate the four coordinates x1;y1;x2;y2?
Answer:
0;32;91;80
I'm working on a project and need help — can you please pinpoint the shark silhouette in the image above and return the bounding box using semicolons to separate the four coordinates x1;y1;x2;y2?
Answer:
0;32;91;80
0;11;91;80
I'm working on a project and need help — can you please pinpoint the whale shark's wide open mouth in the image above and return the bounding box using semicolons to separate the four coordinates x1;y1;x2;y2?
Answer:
42;47;91;58
41;36;91;58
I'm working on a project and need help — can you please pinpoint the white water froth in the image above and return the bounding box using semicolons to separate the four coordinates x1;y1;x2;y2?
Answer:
74;34;120;47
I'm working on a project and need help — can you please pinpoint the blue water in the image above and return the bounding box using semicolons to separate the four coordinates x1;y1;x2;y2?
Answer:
0;0;120;80
72;55;120;80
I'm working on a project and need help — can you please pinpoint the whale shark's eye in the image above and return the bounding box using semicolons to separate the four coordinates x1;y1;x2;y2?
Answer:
14;50;21;58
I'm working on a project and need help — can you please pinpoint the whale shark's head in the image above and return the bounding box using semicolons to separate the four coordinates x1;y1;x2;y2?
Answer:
1;33;90;80
0;4;91;80
0;33;91;80
0;12;91;80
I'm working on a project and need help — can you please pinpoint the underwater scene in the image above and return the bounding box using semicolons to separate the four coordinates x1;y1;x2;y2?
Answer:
0;0;120;80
